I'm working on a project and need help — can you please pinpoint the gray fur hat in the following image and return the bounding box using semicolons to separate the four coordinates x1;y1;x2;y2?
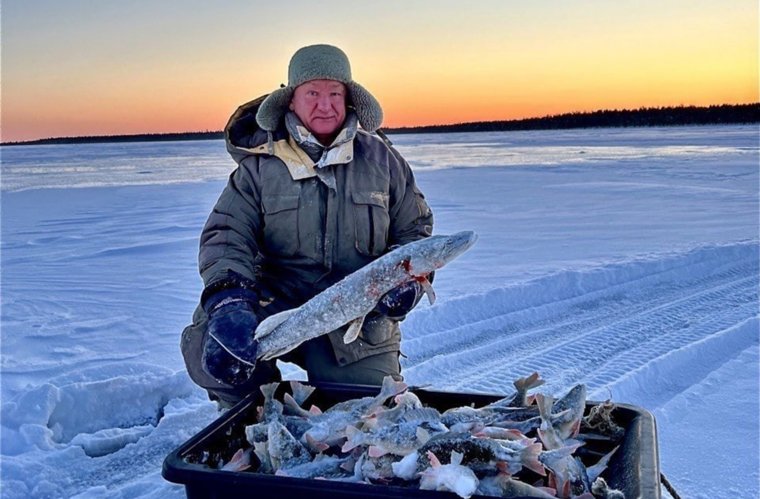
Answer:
255;44;383;133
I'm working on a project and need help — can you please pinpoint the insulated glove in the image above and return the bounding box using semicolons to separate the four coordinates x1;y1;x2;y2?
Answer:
375;280;424;319
201;278;260;386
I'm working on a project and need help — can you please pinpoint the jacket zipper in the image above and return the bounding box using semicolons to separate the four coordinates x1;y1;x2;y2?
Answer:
368;206;375;255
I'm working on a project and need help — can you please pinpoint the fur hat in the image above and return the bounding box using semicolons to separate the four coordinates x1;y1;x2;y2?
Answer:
255;44;383;133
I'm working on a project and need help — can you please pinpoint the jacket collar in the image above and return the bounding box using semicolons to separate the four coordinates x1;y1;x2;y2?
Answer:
244;113;357;180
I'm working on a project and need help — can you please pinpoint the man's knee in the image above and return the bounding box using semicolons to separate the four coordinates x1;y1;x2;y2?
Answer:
302;337;401;384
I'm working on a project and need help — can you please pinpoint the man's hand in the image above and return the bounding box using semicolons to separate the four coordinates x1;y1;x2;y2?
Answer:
202;286;260;385
375;280;424;319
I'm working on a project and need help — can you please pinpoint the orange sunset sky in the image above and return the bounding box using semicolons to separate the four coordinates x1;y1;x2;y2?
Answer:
2;0;758;143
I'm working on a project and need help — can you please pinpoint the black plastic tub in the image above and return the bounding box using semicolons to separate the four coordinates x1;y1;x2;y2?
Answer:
162;382;660;499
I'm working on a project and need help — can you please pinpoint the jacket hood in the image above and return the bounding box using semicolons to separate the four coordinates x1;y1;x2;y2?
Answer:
224;94;286;165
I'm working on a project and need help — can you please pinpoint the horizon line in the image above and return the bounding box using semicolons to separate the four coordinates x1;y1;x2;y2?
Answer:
3;102;758;146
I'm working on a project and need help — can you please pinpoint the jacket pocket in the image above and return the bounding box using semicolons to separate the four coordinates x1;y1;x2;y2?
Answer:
352;191;390;257
262;194;300;256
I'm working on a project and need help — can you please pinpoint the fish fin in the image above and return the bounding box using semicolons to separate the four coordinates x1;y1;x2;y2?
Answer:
340;457;355;472
368;445;389;458
449;450;464;466
221;448;250;472
547;473;557;490
305;433;330;453
570;417;582;437
536;393;554;419
343;316;365;344
254;308;299;340
425;450;442;467
505;429;528;440
587;445;619;482
419;277;436;305
309;405;323;415
341;426;362;453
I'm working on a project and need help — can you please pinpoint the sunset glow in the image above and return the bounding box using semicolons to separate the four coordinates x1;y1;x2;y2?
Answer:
2;0;757;142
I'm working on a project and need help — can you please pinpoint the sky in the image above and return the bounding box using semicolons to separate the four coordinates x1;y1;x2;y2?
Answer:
1;0;758;143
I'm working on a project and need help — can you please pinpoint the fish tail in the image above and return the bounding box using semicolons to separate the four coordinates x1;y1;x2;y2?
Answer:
378;375;408;401
514;372;545;393
522;442;546;476
289;380;316;406
260;382;279;402
254;308;297;340
283;392;312;418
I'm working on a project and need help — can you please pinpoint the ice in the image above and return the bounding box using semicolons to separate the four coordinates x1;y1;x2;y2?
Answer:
1;124;758;498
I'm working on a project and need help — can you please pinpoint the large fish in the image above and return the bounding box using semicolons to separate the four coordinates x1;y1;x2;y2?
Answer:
253;231;478;361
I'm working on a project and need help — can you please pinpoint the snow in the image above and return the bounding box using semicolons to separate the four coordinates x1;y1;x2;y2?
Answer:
1;124;758;498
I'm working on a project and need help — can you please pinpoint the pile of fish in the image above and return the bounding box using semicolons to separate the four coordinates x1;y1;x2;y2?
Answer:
217;373;626;499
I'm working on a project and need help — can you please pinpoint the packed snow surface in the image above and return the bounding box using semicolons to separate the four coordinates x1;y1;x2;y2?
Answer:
1;125;758;498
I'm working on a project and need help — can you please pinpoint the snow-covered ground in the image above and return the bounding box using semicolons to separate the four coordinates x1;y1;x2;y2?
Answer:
1;125;758;498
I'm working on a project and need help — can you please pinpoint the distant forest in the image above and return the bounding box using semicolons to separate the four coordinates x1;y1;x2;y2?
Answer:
4;103;758;146
386;103;759;134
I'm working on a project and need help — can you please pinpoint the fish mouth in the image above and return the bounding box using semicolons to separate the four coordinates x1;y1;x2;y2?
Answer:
445;231;478;257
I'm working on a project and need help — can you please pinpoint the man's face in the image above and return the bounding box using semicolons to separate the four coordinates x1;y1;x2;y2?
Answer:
289;80;347;144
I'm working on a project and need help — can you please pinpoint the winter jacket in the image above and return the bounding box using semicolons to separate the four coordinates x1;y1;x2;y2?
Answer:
197;95;433;365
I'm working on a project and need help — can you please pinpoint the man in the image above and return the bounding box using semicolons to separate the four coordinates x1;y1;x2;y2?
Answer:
181;44;434;407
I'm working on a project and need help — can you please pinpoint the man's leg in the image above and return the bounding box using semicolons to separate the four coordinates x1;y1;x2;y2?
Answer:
299;335;402;385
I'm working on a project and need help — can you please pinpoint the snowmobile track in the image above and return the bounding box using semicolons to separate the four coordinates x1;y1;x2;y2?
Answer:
402;243;758;396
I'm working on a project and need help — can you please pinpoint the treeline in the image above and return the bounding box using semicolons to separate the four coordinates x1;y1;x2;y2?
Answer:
2;130;224;146
384;103;760;134
3;103;757;146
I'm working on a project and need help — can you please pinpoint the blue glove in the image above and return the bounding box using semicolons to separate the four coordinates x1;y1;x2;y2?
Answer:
375;280;424;319
201;280;260;385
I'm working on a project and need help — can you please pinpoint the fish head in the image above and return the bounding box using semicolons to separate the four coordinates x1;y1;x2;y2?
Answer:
404;231;478;277
554;384;587;418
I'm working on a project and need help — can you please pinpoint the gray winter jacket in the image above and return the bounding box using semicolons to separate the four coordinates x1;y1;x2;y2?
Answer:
197;95;433;365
